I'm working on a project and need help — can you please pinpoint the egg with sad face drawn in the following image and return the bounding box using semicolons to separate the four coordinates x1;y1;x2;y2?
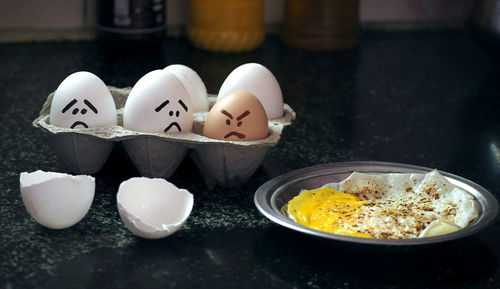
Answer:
50;71;117;129
124;70;193;134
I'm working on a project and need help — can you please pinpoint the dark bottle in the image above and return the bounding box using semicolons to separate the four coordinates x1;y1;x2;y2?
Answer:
281;0;360;51
96;0;166;51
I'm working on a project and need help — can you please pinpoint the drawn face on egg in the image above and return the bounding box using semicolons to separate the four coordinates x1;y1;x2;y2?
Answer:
219;109;251;139
123;70;193;134
203;91;268;141
60;98;99;128
50;71;117;129
154;99;189;133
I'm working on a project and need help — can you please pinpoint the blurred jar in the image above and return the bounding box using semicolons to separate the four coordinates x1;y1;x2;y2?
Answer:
282;0;360;51
96;0;166;51
187;0;266;52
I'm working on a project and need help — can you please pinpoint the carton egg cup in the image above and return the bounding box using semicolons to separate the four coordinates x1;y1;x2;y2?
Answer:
33;87;296;188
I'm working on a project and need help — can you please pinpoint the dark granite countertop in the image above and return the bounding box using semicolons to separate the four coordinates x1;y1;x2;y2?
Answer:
1;30;499;289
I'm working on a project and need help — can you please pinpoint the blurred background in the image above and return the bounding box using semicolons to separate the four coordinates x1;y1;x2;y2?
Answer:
0;0;475;43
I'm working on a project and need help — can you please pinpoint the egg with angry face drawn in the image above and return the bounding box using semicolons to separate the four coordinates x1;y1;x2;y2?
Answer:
50;71;117;129
203;91;268;141
124;70;193;134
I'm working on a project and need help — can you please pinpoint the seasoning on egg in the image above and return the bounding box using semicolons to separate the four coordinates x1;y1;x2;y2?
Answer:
50;71;117;129
203;91;268;141
284;170;479;239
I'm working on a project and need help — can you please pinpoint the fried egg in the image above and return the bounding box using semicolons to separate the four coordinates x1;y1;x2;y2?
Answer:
284;170;479;239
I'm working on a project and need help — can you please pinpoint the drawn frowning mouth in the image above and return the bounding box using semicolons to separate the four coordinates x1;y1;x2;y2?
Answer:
224;131;246;139
164;122;181;132
70;121;89;129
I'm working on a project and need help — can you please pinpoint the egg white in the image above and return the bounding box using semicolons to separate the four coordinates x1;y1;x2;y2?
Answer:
289;170;479;239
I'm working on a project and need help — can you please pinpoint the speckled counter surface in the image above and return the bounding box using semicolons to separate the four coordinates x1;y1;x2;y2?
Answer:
1;30;499;289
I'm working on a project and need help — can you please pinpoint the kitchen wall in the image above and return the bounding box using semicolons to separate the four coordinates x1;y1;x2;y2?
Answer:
0;0;475;41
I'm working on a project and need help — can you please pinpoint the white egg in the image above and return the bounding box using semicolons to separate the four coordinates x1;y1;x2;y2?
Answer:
164;64;209;112
217;63;284;119
116;177;193;239
123;70;194;133
19;171;95;229
134;69;163;88
50;71;117;129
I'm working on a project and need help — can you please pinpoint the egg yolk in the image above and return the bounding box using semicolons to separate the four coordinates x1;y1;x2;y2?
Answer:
286;188;373;238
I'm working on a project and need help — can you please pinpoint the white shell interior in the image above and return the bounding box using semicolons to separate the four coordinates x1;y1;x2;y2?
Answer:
19;170;95;229
117;177;193;239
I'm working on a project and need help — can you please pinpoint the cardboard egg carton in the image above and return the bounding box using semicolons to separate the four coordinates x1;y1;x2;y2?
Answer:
33;87;295;188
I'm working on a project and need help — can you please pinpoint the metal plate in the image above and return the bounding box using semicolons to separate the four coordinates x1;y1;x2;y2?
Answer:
254;161;498;247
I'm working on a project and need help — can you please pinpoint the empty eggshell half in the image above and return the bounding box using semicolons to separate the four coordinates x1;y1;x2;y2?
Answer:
117;177;193;239
19;170;95;229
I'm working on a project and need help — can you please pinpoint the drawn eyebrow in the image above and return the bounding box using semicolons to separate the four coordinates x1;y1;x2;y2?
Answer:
155;100;169;112
236;110;250;121
62;99;77;113
178;100;188;112
220;109;233;119
84;99;98;114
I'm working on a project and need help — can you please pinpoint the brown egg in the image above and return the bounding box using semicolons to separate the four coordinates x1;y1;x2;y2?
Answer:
203;91;268;141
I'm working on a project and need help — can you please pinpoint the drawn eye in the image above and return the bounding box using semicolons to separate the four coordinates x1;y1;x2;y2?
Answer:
226;119;231;125
169;111;173;116
81;108;87;115
155;100;169;112
72;108;79;115
237;121;242;127
176;111;179;117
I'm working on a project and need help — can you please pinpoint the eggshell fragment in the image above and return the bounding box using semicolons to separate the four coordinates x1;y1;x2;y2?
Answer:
117;177;193;239
164;64;209;112
19;171;95;229
418;219;462;238
217;63;284;119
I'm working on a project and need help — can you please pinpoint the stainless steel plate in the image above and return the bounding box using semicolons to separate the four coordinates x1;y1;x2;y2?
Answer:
254;161;498;247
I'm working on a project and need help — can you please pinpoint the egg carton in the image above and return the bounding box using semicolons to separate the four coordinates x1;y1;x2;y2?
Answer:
33;87;296;188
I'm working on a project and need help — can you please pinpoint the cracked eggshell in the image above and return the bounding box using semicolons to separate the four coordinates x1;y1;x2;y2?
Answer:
123;70;193;134
19;171;95;229
164;64;209;112
50;71;117;129
117;177;193;239
217;63;283;119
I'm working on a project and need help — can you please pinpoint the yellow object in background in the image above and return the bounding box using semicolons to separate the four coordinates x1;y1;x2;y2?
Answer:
187;0;266;52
